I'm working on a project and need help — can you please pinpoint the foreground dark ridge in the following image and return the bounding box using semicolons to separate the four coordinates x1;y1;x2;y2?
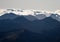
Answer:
0;13;60;42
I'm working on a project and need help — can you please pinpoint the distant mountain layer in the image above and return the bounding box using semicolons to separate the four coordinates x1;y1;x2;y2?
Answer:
0;13;60;33
0;9;60;21
0;12;60;21
0;9;60;42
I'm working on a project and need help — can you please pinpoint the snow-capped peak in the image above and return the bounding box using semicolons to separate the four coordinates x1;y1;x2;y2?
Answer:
0;9;60;21
0;9;59;16
0;9;54;17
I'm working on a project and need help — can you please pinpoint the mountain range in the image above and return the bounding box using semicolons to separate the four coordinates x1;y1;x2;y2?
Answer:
0;9;60;42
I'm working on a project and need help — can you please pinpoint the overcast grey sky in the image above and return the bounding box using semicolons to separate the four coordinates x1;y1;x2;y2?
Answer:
0;0;60;11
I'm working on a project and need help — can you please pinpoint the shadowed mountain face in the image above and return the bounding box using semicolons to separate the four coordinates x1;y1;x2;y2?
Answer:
0;13;19;20
14;16;60;33
51;14;60;21
0;13;60;42
35;14;46;20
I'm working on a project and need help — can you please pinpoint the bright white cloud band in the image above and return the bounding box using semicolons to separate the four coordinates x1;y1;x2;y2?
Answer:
0;9;60;21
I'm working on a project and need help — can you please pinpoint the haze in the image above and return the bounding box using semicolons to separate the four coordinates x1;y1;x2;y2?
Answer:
0;0;60;11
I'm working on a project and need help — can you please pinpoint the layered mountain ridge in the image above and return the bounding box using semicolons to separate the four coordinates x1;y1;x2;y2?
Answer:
0;9;60;42
0;9;60;21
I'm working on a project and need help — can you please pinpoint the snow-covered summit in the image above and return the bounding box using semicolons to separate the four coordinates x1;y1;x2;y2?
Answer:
0;9;60;21
0;9;60;15
0;9;56;16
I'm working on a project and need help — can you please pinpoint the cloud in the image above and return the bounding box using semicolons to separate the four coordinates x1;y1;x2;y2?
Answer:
0;9;6;16
0;9;55;16
19;10;34;15
0;9;5;13
55;10;60;15
0;9;60;21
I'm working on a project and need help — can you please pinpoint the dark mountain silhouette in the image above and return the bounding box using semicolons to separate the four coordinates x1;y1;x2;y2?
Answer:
24;15;37;21
51;14;60;21
0;13;60;42
1;27;60;42
0;13;19;20
14;16;60;33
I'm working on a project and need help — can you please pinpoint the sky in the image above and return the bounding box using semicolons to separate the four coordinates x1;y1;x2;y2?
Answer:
0;0;60;11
